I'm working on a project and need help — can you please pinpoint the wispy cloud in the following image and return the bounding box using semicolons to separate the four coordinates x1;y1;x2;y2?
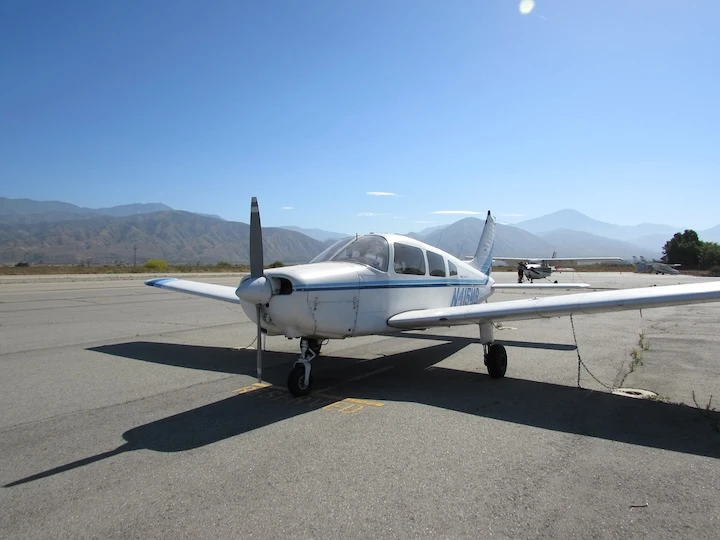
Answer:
431;210;483;215
282;206;294;210
414;220;435;224
366;191;399;197
392;216;404;219
358;212;385;217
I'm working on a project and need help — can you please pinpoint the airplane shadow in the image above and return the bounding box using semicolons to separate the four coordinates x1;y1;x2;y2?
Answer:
389;331;577;351
5;338;718;487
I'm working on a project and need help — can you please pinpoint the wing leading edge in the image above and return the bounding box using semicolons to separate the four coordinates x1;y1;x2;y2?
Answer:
492;283;590;289
388;281;720;329
494;257;623;264
145;278;241;304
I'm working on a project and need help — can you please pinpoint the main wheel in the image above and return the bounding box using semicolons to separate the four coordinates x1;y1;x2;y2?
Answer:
287;364;314;397
484;344;507;378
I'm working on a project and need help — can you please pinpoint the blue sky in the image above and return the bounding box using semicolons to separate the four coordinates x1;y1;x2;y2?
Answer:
1;0;718;233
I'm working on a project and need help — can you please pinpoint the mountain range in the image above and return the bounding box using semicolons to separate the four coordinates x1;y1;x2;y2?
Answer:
1;198;718;265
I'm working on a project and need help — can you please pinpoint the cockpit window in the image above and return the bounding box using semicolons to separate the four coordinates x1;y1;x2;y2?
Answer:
427;251;446;277
329;235;389;272
310;237;353;263
393;243;426;275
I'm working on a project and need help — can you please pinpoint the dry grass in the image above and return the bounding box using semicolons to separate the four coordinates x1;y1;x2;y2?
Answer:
0;264;251;275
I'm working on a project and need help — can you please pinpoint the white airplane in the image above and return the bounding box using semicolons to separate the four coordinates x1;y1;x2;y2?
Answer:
493;252;624;282
633;256;681;275
146;198;720;397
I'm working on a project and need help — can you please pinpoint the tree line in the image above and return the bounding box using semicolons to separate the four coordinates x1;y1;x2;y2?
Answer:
662;230;720;271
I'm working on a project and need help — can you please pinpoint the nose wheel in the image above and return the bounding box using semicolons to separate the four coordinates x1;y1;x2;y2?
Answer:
287;337;321;397
288;364;314;396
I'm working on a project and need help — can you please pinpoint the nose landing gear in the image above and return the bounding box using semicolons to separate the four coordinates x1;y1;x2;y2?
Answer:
287;337;322;397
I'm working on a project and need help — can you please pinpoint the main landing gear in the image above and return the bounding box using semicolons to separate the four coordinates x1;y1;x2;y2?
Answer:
287;337;322;397
479;322;507;378
484;343;507;378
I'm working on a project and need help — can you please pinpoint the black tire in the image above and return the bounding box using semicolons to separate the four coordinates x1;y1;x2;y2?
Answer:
484;344;507;378
287;364;314;397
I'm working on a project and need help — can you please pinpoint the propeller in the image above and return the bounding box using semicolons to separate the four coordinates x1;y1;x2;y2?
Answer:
236;197;272;382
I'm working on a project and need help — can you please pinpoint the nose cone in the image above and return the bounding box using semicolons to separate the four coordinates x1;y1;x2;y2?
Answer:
236;276;272;305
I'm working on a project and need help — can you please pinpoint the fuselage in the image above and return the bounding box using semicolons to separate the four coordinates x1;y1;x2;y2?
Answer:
524;263;552;280
238;234;494;339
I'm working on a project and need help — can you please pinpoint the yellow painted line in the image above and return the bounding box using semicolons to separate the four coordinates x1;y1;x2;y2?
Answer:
343;397;385;407
322;401;365;414
232;382;272;394
315;393;385;407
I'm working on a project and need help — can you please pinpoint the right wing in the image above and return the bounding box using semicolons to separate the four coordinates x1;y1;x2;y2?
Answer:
388;281;720;329
492;283;590;289
494;256;623;264
145;278;241;304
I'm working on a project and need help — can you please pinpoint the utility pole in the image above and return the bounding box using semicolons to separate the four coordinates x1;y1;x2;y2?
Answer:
133;244;137;267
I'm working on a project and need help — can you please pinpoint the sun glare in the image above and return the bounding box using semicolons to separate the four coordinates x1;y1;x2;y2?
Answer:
519;0;535;15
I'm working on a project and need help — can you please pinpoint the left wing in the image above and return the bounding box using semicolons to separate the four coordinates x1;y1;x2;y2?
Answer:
388;282;720;329
145;278;241;304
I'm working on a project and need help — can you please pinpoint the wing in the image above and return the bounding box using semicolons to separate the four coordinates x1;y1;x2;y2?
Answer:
492;283;590;289
493;256;623;264
546;257;624;264
145;278;241;304
493;257;534;263
388;282;720;329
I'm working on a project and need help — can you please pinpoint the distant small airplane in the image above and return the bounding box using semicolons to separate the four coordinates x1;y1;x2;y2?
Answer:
493;252;624;282
632;256;681;275
146;198;720;397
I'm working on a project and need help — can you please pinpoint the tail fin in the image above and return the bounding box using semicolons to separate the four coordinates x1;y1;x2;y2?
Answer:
640;256;647;263
632;256;638;264
469;211;495;275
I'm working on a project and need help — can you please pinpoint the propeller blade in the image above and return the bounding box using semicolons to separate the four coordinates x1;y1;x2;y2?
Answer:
250;197;264;278
255;305;263;382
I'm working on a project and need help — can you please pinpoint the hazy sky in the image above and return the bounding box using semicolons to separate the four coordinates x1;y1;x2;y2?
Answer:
2;0;718;233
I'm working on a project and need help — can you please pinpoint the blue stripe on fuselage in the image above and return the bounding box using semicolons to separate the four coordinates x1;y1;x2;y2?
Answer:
294;277;489;292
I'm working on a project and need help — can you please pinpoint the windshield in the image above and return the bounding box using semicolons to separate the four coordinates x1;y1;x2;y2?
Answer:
327;235;389;272
310;237;353;263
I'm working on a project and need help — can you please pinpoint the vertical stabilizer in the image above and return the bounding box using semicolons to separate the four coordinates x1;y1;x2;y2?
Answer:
469;211;495;275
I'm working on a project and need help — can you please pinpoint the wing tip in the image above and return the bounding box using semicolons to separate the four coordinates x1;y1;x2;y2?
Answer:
145;277;177;287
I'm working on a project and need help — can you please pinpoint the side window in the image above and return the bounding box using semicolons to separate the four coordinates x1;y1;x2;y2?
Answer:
448;261;458;277
427;251;446;277
393;243;426;275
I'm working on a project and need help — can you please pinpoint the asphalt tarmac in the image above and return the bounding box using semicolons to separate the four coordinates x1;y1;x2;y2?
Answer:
1;271;719;539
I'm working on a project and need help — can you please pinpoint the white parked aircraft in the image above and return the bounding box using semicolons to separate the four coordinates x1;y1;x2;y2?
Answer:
493;253;623;282
632;256;681;275
146;198;720;397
